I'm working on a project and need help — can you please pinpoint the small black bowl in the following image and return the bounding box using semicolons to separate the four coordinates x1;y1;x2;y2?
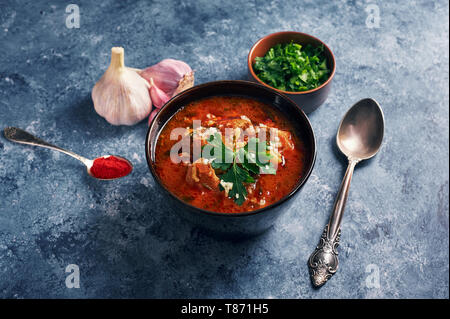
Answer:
145;80;316;238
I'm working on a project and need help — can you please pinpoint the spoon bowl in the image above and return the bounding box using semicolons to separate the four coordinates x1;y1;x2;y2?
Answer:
337;98;384;160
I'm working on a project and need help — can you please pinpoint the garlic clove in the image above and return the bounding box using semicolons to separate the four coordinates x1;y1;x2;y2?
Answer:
147;79;170;126
139;59;194;98
92;47;152;126
149;78;170;109
148;108;159;126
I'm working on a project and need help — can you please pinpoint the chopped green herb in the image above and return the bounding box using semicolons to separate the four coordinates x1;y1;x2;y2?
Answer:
203;133;233;171
253;42;330;92
202;133;276;206
220;164;254;206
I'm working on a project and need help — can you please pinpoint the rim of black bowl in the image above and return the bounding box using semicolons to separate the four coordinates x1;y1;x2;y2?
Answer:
248;31;336;95
145;80;317;218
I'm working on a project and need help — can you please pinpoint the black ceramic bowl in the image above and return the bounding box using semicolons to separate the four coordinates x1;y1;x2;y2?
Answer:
145;80;316;238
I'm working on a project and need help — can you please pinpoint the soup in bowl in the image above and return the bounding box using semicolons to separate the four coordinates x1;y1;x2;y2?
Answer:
146;81;316;237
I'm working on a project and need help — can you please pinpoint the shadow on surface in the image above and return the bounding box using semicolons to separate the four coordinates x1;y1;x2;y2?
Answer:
82;180;267;298
54;94;148;144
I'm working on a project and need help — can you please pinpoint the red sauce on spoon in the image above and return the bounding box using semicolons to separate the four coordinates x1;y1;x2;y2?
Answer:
90;155;132;179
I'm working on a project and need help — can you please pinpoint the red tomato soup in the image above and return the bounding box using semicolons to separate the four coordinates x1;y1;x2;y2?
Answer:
154;96;306;213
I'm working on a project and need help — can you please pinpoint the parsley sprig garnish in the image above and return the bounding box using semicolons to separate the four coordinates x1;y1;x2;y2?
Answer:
253;42;330;92
202;132;276;206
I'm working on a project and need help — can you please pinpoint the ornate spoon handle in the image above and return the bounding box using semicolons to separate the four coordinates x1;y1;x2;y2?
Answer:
308;159;358;287
3;127;91;166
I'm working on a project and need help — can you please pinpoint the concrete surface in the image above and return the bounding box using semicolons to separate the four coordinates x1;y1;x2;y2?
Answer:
0;0;448;298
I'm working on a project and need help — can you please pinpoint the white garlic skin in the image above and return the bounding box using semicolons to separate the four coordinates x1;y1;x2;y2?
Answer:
140;59;194;98
92;47;152;126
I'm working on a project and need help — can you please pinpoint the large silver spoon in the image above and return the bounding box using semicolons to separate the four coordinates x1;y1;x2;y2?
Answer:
3;127;133;180
308;98;385;287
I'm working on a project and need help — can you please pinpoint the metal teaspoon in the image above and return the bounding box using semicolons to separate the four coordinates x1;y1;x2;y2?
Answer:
3;127;133;180
308;98;385;287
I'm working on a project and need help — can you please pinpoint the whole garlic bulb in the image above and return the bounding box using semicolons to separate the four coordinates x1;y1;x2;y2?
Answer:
139;59;194;98
92;47;152;125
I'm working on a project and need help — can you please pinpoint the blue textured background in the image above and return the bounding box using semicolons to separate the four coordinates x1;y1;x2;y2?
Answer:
0;0;448;298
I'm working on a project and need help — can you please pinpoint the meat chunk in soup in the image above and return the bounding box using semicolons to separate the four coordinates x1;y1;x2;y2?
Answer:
217;117;253;131
277;130;295;151
186;158;220;191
